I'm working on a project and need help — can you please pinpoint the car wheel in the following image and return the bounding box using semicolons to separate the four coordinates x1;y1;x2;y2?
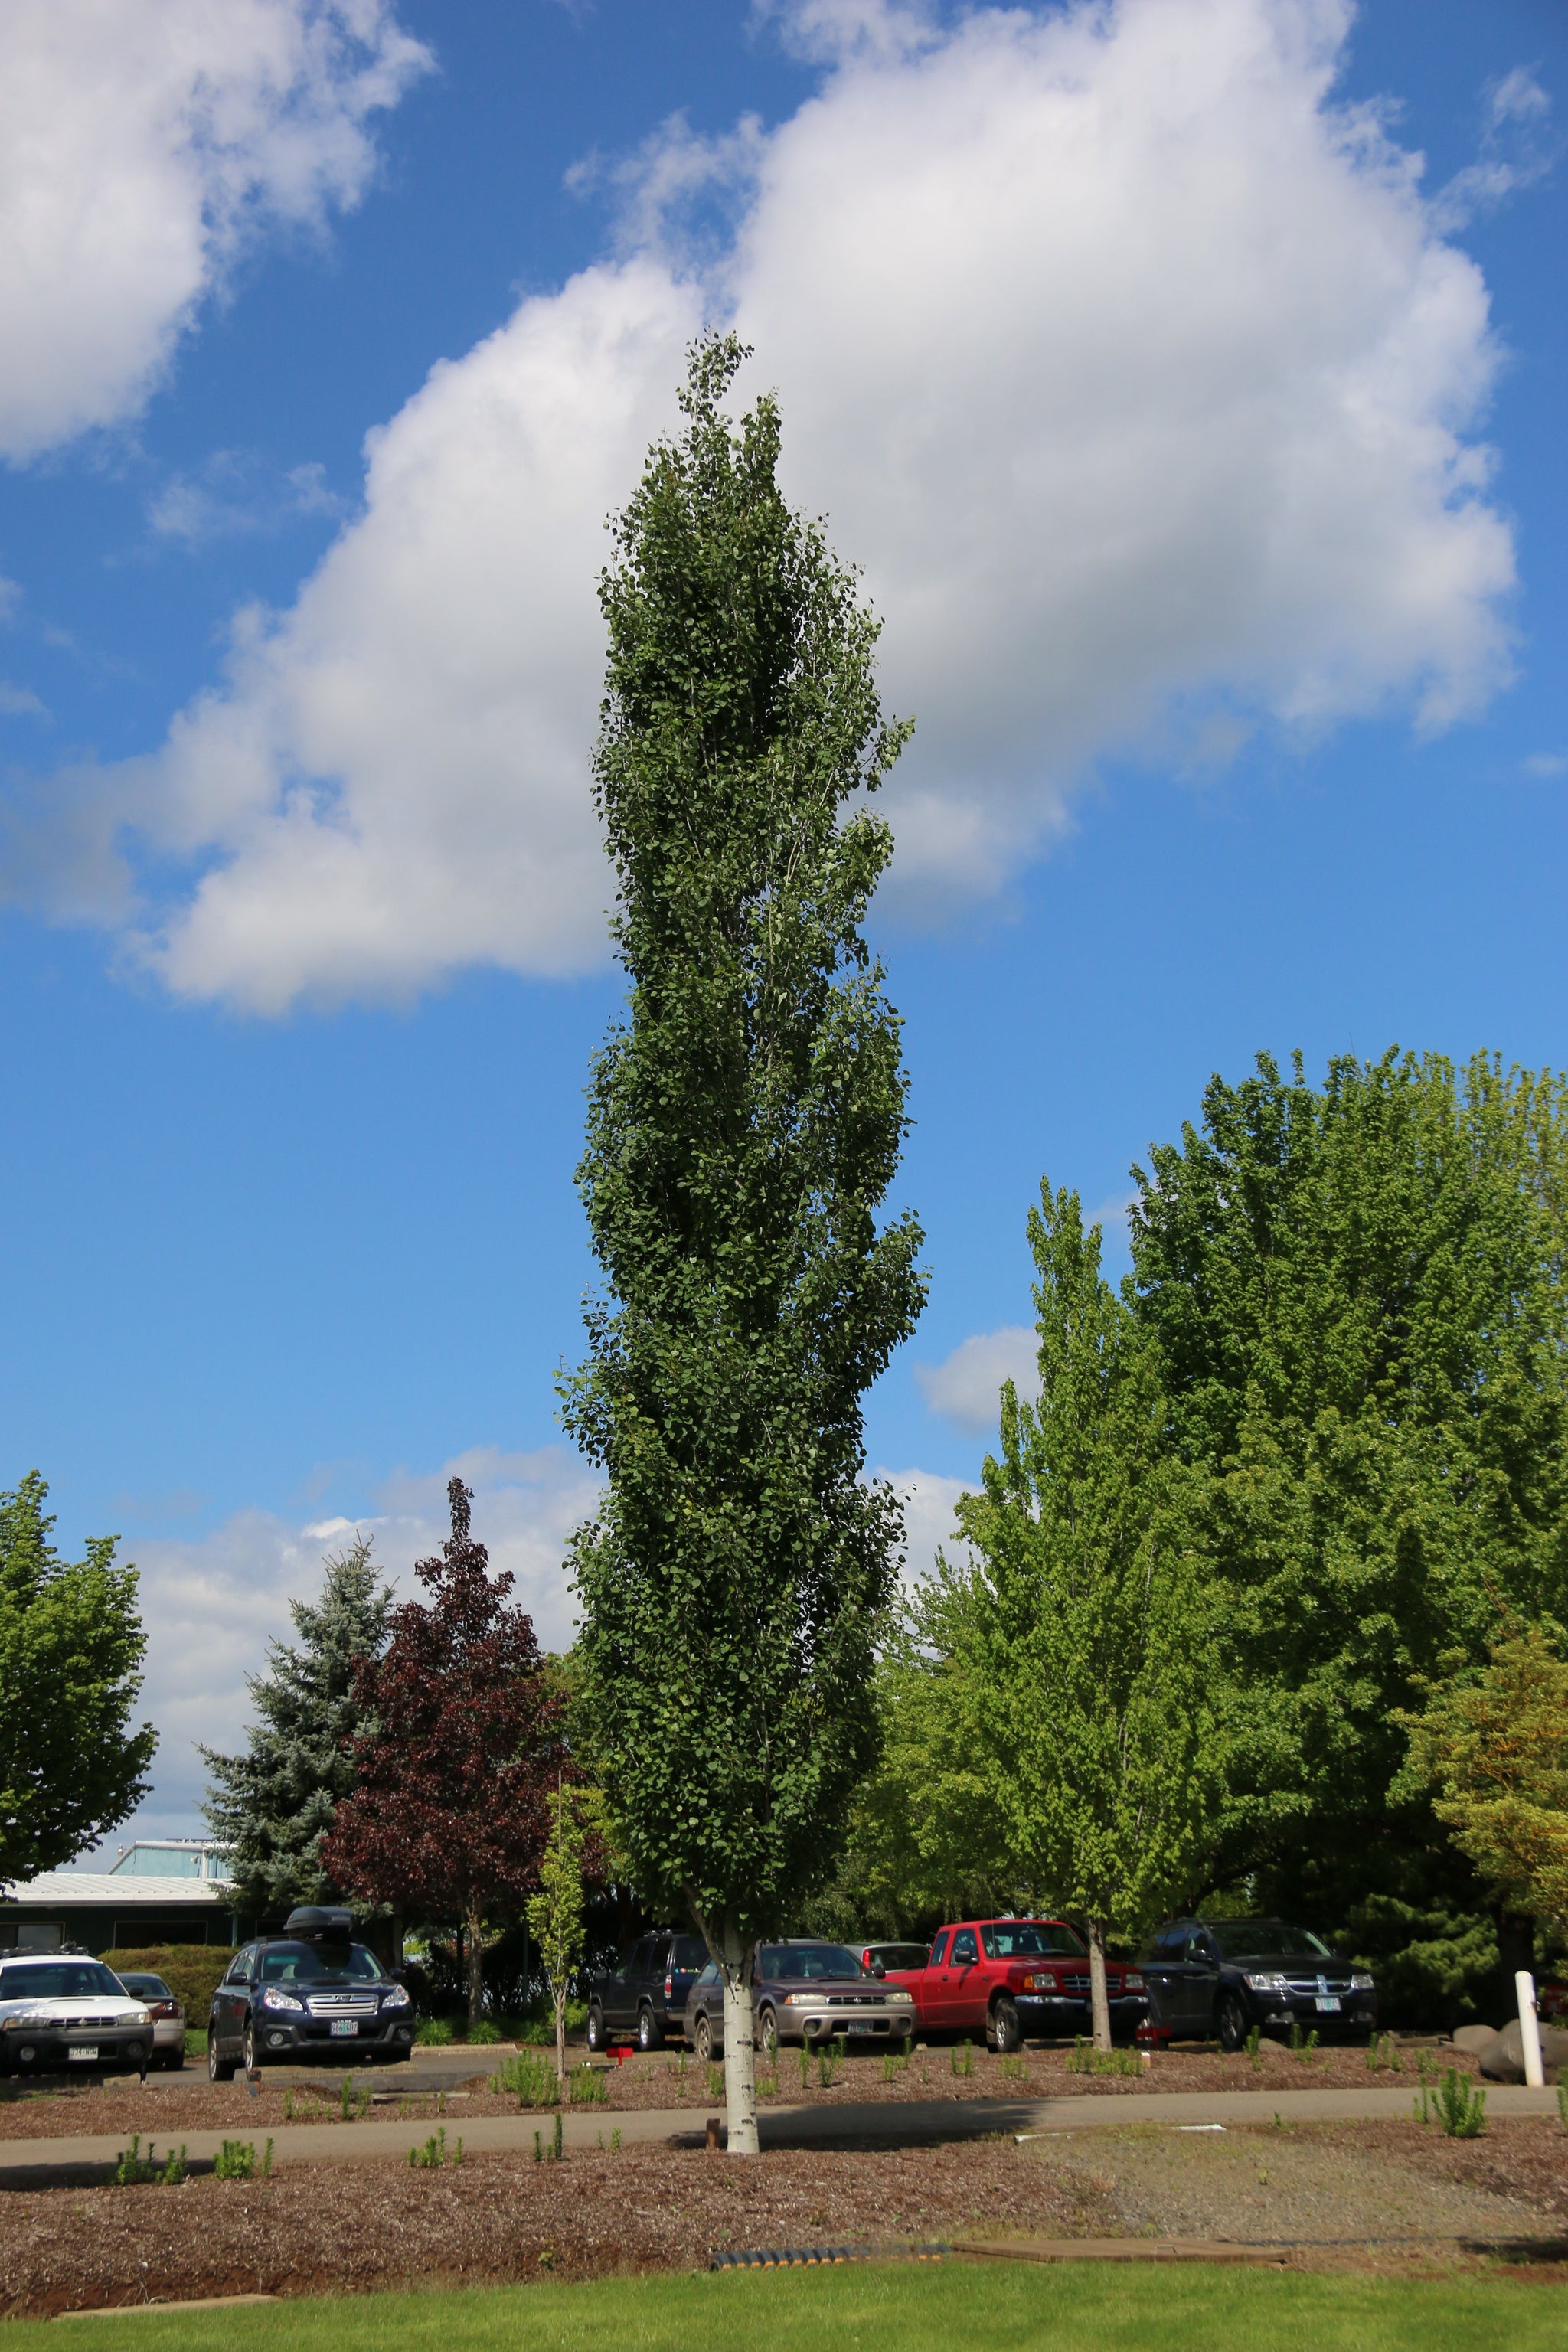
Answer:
585;2005;606;2054
694;2011;715;2063
1217;1993;1250;2054
242;2022;261;2075
758;2007;779;2061
637;2004;663;2053
989;1994;1022;2054
208;2036;237;2084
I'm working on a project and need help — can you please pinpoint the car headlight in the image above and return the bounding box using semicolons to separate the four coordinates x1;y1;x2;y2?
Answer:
1351;1971;1374;1991
885;1989;913;2004
260;1987;304;2013
382;1984;412;2010
1;2009;54;2031
1122;1973;1145;1991
1243;1971;1289;1993
782;1992;819;2006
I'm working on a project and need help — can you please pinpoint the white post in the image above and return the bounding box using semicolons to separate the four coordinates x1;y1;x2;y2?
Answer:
1517;1970;1546;2090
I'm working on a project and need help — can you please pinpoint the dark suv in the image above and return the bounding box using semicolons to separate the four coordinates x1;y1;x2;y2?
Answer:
585;1930;707;2052
1142;1916;1377;2050
207;1908;415;2076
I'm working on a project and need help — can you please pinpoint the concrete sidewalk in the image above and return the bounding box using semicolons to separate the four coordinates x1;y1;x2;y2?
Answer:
0;2082;1557;2188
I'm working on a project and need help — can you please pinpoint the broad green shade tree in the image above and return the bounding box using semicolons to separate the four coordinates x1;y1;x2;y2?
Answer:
1129;1049;1568;2014
200;1533;392;1920
907;1186;1217;2047
0;1472;156;1882
564;338;926;2154
1400;1622;1568;1931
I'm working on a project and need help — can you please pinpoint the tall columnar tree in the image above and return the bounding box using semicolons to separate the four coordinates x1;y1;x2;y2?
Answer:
0;1472;156;1883
322;1480;562;2027
908;1187;1218;2047
528;1776;595;2084
199;1533;392;1919
1128;1049;1568;2014
564;337;926;2154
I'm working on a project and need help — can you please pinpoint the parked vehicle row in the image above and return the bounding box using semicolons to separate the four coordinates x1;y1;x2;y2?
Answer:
0;1953;156;2078
586;1910;1379;2054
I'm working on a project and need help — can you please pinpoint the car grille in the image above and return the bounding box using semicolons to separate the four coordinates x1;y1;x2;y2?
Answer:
1056;1974;1092;1997
1282;1976;1354;1998
34;2013;128;2031
305;1992;379;2017
822;1992;882;2007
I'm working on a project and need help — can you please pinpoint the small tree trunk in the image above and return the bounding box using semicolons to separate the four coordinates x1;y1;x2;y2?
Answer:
466;1907;485;2033
554;1979;568;2085
720;1917;759;2157
1088;1917;1112;2053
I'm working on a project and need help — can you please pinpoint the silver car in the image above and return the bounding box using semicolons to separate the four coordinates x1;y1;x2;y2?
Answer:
684;1939;916;2059
115;1971;187;2071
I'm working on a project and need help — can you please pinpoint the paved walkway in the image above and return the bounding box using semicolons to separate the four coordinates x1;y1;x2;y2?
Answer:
0;2082;1557;2187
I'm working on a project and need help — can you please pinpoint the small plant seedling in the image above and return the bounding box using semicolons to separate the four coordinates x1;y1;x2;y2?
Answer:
611;2127;622;2154
213;2136;270;2180
707;2062;726;2102
1557;2080;1568;2133
491;2052;560;2109
1244;2026;1261;2068
1434;2069;1486;2139
999;2053;1026;2082
533;2131;543;2163
1065;2040;1142;2078
552;2110;564;2161
798;2045;812;2092
113;2135;185;2186
568;2061;608;2105
410;2126;459;2169
817;2043;842;2089
339;2073;372;2121
949;2040;974;2079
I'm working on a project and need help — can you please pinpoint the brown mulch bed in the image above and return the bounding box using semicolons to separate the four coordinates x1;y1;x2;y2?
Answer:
0;2139;1116;2321
0;2037;1476;2141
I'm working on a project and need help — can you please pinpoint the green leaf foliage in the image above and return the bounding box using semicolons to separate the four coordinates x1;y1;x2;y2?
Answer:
199;1532;392;1919
0;1472;156;1880
864;1186;1218;1955
1128;1049;1568;2004
564;336;926;1955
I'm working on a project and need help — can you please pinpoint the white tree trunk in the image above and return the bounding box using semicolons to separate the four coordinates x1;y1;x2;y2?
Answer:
1088;1917;1112;2053
720;1919;759;2156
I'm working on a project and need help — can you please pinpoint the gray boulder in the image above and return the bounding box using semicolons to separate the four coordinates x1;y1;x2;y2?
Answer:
1450;2024;1498;2056
1475;2017;1568;2082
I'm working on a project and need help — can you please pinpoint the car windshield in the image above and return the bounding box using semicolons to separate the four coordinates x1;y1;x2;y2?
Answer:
0;1962;129;2001
1208;1922;1333;1962
759;1944;864;1981
671;1937;706;1971
118;1975;172;1998
979;1922;1088;1959
256;1942;385;1984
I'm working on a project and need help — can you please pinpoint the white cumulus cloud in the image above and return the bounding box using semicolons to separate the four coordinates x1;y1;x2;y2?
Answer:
0;0;431;463
914;1326;1041;1435
12;0;1522;1007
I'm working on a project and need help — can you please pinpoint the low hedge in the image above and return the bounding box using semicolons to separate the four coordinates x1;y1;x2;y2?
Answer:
99;1945;235;2022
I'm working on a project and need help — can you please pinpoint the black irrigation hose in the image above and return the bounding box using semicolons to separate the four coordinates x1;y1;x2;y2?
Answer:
710;2244;952;2270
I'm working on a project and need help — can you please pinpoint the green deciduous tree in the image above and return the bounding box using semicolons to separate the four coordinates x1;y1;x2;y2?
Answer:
1129;1049;1568;2014
1400;1622;1568;1930
564;337;926;2154
897;1185;1218;2047
528;1776;596;2083
0;1472;156;1881
200;1533;392;1919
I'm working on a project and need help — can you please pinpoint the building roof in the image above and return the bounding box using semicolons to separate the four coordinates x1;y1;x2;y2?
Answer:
1;1870;234;1906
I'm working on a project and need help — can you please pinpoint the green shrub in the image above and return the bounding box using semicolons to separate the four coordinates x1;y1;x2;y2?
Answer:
98;1945;235;2024
568;2062;608;2105
488;2051;560;2109
213;2138;273;2180
1064;2040;1142;2077
410;2126;462;2169
112;2135;186;2186
467;2018;502;2045
416;2017;456;2046
1434;2070;1487;2138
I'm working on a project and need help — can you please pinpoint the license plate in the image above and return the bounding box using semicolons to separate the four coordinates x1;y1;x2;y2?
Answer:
1315;1996;1341;2013
330;2020;359;2036
67;2045;99;2061
846;2020;874;2034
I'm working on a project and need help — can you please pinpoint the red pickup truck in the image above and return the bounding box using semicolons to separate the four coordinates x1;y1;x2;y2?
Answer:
871;1919;1147;2050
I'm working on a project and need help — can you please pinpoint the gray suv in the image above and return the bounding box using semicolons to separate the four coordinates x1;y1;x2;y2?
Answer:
586;1930;707;2052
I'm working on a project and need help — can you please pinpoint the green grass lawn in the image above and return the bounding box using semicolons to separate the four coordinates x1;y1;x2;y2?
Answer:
21;2259;1567;2351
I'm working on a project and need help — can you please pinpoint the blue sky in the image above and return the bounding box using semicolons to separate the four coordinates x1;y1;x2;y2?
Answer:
0;0;1562;1844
